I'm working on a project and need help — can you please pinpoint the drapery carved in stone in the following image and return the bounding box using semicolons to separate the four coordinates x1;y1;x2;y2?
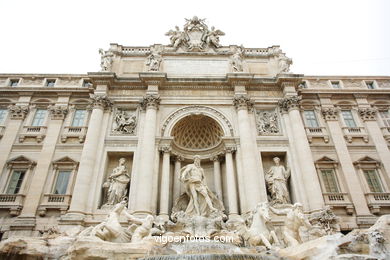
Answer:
255;110;280;135
321;107;339;121
358;107;377;121
278;96;301;112
140;94;161;110
90;94;113;110
112;109;137;134
99;48;113;72
146;48;162;72
231;47;244;72
233;95;254;111
8;105;29;120
48;105;68;120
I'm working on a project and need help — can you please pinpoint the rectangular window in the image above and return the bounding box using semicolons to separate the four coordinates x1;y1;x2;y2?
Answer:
321;169;340;193
82;80;92;87
46;79;56;87
6;170;26;194
364;169;384;192
366;81;375;89
72;109;86;127
53;170;71;194
9;79;19;87
32;109;47;126
380;111;390;127
0;109;7;125
304;110;319;128
331;81;341;89
341;110;357;128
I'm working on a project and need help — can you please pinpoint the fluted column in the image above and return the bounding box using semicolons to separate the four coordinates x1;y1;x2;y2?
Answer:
159;145;171;219
359;108;390;177
322;107;371;215
133;94;160;214
172;155;183;202
20;105;68;217
279;96;324;209
225;146;239;217
211;155;223;200
233;95;265;210
0;105;28;176
68;95;112;216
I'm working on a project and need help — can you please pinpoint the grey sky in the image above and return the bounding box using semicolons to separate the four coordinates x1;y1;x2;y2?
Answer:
0;0;389;76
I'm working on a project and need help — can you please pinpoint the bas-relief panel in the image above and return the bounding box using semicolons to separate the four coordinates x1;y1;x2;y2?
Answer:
342;79;363;88
307;79;328;88
377;80;390;88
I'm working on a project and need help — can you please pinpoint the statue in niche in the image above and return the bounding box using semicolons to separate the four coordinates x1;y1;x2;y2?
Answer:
113;110;137;134
146;50;162;71
102;158;131;206
99;48;113;72
256;111;279;135
269;203;313;247
231;47;244;72
265;157;291;205
171;155;225;218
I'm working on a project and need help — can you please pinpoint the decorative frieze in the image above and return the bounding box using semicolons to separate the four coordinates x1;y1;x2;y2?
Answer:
358;108;377;121
321;107;339;121
90;94;113;110
8;105;29;120
233;95;254;111
48;105;68;120
278;96;301;112
112;109;137;134
255;110;280;135
140;94;161;110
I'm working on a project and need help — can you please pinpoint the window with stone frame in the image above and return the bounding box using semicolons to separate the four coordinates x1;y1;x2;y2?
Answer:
363;169;384;193
304;110;319;128
331;81;341;89
31;108;47;126
6;170;26;194
53;170;71;195
341;110;357;128
365;81;375;89
71;109;86;127
0;108;8;125
50;157;78;195
320;169;340;193
9;79;19;87
45;79;56;87
379;110;390;127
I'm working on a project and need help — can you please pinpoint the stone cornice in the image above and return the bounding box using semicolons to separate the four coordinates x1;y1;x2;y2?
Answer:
139;72;167;86
226;73;253;87
87;72;116;88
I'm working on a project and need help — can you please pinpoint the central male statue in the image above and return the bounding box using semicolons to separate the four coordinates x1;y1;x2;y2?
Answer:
172;155;224;218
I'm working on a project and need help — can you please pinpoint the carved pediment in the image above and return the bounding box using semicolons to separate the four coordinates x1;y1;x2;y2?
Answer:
52;156;79;168
6;155;36;168
354;156;381;166
315;156;338;167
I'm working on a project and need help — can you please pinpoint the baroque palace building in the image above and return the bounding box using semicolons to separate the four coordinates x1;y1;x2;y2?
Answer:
0;17;390;240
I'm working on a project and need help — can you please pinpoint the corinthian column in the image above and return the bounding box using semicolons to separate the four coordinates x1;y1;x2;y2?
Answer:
0;105;28;176
279;96;324;209
322;107;371;215
67;95;112;216
233;95;265;210
358;108;390;177
20;105;68;217
159;145;171;220
224;146;239;217
133;94;160;214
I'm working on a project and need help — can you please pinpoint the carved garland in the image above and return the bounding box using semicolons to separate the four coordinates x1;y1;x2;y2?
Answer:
358;108;377;121
8;105;29;120
48;105;68;120
321;107;339;121
161;106;234;136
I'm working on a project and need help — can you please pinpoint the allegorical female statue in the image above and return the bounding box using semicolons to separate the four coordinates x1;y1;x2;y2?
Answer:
172;155;224;218
265;157;291;204
103;158;131;205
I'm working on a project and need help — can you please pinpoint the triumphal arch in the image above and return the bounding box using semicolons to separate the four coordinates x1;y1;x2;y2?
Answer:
0;16;390;259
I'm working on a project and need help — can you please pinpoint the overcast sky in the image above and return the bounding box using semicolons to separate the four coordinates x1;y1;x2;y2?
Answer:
0;0;389;76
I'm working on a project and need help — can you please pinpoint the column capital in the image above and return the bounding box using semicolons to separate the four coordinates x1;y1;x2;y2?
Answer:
211;154;222;162
89;94;113;110
172;154;184;162
321;107;339;121
358;107;377;121
278;95;301;113
233;95;254;111
140;94;161;111
159;145;171;153
8;105;29;120
48;105;68;120
224;146;237;154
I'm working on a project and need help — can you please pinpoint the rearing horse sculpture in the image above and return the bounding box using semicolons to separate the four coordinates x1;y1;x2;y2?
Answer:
245;202;280;249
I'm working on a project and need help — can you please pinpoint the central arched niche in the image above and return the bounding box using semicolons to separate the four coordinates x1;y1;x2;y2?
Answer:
171;114;223;151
